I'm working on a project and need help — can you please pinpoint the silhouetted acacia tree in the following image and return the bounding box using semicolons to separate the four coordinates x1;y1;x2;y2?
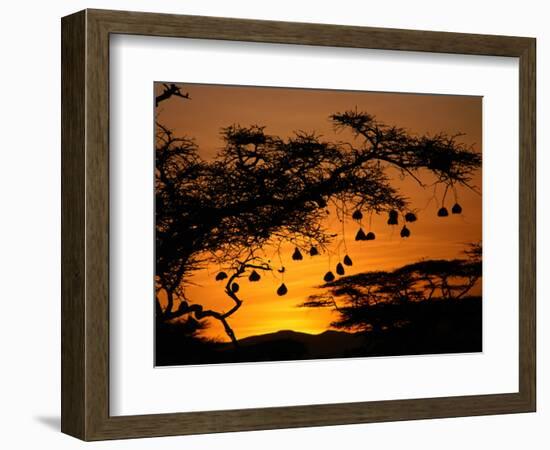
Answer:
155;83;191;106
300;244;482;332
155;91;481;346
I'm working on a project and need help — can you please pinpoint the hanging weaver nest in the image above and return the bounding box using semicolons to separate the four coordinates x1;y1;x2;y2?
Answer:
277;283;288;296
292;247;304;260
248;270;261;282
452;203;463;214
387;210;399;225
215;271;228;281
355;228;367;241
324;271;336;282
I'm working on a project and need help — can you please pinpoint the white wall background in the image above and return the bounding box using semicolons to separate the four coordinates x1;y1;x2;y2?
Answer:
0;1;546;448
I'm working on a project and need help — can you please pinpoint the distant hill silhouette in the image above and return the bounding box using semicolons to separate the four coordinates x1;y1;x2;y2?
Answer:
215;329;368;361
156;296;481;366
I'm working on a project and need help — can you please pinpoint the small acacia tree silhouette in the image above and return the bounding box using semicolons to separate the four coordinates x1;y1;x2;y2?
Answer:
299;243;482;333
155;89;481;347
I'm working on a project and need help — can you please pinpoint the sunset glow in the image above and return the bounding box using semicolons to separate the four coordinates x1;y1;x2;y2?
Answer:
155;83;482;345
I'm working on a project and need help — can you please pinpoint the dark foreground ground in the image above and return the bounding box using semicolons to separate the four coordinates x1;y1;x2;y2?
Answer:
155;296;482;366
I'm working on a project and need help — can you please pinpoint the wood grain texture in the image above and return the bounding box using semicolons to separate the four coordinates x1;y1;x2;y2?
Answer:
61;8;537;441
518;39;536;409
61;10;86;439
85;11;111;439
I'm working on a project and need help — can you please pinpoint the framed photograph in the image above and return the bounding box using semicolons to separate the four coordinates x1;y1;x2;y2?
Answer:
61;9;536;440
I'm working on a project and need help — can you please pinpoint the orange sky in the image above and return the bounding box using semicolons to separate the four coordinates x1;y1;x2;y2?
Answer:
155;83;482;342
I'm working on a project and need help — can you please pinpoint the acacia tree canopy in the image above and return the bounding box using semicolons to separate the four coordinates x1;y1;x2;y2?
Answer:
155;109;481;345
300;243;482;332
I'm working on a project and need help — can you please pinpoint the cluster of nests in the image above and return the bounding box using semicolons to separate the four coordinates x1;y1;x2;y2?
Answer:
353;203;463;241
352;208;414;241
214;245;347;297
438;203;463;216
214;203;463;297
291;246;354;285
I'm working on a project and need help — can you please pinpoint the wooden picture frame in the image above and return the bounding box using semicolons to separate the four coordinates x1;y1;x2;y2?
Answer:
61;9;536;441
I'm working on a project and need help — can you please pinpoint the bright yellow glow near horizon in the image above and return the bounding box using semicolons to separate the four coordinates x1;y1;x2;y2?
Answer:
155;83;482;342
